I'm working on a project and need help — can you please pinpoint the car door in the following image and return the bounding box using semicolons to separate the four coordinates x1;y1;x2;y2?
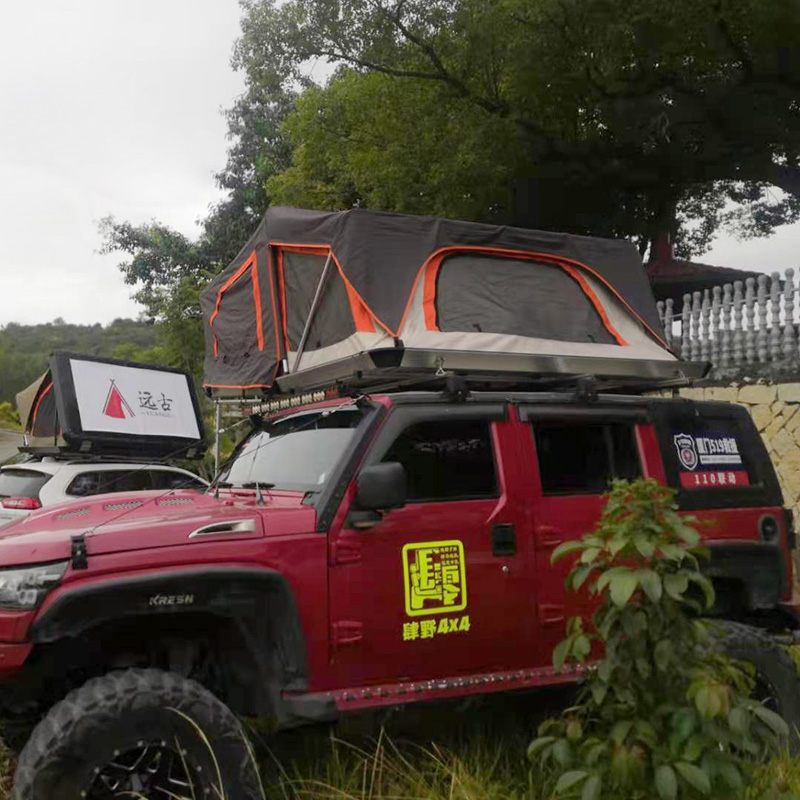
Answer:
327;403;533;688
516;405;648;666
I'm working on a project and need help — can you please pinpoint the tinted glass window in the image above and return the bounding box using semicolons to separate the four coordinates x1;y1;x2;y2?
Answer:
648;402;781;510
221;407;364;493
383;420;497;502
67;470;152;497
150;471;206;491
534;422;640;495
0;469;51;499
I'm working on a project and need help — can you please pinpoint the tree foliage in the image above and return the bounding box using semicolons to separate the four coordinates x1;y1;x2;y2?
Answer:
0;319;158;404
99;0;800;381
97;76;296;381
0;402;20;431
529;479;788;799
97;219;212;380
241;0;800;254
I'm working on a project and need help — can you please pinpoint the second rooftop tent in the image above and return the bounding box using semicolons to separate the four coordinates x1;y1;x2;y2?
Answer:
16;352;206;459
200;206;704;397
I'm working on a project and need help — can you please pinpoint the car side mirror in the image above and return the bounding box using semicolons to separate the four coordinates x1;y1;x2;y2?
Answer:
356;462;407;512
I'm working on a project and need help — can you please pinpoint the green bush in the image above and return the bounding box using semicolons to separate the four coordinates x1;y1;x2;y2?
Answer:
0;403;20;431
528;479;788;800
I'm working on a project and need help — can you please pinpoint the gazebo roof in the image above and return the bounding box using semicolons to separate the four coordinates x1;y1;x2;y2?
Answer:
646;235;761;304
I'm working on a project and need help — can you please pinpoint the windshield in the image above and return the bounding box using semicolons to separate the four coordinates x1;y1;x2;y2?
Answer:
219;406;365;493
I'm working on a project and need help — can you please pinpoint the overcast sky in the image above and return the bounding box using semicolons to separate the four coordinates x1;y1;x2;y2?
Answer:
0;0;244;326
1;2;799;327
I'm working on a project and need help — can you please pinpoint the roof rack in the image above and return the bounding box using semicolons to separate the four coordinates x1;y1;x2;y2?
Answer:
273;347;709;397
17;450;183;466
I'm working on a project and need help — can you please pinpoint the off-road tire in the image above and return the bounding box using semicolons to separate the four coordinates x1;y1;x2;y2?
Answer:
711;620;800;752
13;668;262;800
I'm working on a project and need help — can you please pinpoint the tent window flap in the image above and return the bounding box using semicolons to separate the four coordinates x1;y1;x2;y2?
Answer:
432;254;621;345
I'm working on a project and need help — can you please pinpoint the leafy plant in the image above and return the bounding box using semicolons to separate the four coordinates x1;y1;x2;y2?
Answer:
0;403;19;432
528;479;788;800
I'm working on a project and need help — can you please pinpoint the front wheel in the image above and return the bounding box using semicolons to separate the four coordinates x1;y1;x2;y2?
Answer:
13;668;262;800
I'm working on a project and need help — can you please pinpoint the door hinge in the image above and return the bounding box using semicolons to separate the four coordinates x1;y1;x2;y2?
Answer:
332;620;363;648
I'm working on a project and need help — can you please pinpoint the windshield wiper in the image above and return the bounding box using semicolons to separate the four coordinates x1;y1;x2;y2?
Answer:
239;481;275;506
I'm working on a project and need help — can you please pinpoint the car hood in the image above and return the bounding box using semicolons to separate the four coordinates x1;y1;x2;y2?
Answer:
0;489;315;566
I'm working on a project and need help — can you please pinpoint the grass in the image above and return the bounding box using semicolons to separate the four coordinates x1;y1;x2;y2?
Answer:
0;689;797;800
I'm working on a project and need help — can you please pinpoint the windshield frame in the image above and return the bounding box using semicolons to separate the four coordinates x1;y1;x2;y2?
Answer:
218;398;383;505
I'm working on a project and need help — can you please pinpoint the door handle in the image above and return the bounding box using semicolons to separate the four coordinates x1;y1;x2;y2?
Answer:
492;523;516;556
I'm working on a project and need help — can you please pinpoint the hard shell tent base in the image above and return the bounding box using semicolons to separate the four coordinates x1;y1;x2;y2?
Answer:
274;346;708;396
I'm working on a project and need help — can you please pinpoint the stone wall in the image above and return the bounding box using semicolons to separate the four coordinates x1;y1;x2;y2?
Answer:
674;381;800;534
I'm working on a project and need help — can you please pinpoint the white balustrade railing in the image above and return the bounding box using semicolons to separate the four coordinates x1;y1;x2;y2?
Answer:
657;270;800;369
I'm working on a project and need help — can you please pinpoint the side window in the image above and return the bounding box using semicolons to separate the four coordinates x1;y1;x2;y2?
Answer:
382;420;497;502
67;472;103;497
150;471;206;491
533;422;640;495
67;470;151;497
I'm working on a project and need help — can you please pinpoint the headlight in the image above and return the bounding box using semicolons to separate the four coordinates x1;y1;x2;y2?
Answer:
0;561;68;610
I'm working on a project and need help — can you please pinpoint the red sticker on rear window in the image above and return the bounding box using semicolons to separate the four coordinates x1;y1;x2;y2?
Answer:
679;470;750;489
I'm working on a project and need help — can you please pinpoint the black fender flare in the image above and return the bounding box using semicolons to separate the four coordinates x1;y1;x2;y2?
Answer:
30;567;308;719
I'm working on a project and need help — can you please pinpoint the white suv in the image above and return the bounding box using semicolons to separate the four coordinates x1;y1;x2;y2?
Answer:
0;458;208;528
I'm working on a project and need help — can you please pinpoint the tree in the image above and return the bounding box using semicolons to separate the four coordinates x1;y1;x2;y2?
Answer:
0;319;158;404
267;71;518;219
530;479;789;798
239;0;800;255
98;78;296;382
100;0;800;385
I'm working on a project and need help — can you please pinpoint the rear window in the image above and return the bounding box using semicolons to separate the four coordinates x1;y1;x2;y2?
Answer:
0;469;51;500
650;401;782;510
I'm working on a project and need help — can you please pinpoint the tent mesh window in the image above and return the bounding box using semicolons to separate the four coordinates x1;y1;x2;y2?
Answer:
30;383;57;438
208;252;277;388
213;266;261;358
282;252;356;352
434;255;618;345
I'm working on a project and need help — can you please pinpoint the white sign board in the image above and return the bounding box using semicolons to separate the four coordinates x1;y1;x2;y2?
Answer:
70;358;201;440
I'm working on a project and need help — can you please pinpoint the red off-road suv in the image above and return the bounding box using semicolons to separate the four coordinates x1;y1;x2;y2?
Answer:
1;384;799;798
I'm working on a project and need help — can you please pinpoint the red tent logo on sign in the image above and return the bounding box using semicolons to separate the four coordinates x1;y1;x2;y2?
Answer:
102;380;135;420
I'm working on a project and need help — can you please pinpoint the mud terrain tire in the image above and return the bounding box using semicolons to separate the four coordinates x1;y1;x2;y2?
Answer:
711;620;800;752
13;668;261;800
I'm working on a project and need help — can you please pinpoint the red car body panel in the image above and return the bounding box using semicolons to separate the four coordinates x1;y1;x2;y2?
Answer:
0;393;792;714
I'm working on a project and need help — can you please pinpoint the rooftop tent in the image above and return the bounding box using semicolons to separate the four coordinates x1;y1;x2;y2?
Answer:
200;207;702;395
16;352;206;458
